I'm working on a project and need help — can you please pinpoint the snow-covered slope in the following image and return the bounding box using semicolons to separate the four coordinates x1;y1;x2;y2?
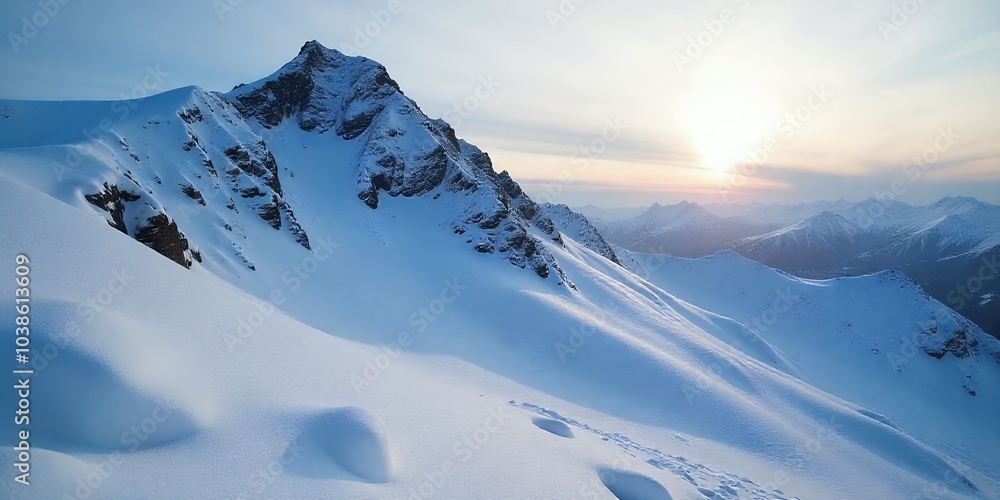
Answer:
632;250;1000;478
853;215;995;269
601;197;1000;337
539;202;622;265
1;41;997;498
3;172;994;498
927;196;1000;232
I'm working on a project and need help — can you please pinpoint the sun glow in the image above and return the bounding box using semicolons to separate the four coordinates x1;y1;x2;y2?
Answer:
677;83;776;174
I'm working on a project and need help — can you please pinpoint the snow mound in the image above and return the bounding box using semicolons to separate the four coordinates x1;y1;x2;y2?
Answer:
598;467;673;499
531;417;574;438
0;448;96;500
32;345;201;451
292;407;396;483
10;301;207;452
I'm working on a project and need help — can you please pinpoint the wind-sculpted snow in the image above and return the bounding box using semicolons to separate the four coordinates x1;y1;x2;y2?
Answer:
634;250;1000;473
539;202;622;265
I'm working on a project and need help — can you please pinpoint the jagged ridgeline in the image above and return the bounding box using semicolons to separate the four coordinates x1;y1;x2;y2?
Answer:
66;41;623;284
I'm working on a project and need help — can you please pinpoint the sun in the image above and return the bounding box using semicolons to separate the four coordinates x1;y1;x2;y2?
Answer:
677;82;776;174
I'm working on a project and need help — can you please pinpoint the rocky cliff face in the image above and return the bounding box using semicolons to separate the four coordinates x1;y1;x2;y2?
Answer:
226;41;579;283
56;83;313;273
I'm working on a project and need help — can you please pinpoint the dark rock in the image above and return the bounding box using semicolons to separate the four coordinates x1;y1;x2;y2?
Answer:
474;240;495;254
203;158;217;177
229;67;315;129
84;182;141;234
180;184;206;206
402;146;448;197
279;199;311;250
425;119;460;151
224;143;282;195
358;184;380;209
241;186;265;199
255;194;282;230
338;102;384;140
134;213;191;268
178;106;204;123
478;207;508;230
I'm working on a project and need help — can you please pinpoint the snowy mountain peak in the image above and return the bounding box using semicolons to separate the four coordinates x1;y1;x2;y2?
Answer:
794;211;858;232
227;40;401;137
930;196;986;212
856;196;914;214
0;41;591;284
598;201;756;257
643;200;715;222
225;41;576;281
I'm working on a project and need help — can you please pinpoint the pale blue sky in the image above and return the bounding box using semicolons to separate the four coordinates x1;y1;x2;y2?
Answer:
2;0;998;206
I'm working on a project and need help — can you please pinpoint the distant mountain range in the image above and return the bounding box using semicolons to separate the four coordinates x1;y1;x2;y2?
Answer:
590;197;1000;338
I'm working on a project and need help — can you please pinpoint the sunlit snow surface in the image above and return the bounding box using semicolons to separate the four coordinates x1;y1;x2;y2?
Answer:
0;43;997;499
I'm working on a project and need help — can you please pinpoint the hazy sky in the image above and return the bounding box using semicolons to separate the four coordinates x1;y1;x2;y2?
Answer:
2;0;998;207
